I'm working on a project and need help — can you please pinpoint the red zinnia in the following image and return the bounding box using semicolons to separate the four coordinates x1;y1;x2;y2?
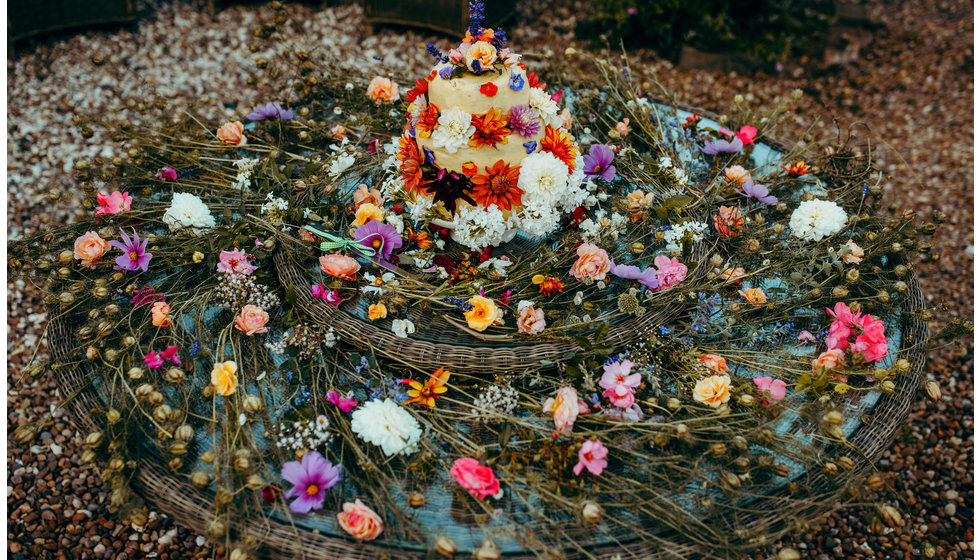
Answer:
539;125;579;172
479;82;498;96
469;108;511;149
397;134;423;194
404;78;430;104
416;103;440;138
471;160;523;211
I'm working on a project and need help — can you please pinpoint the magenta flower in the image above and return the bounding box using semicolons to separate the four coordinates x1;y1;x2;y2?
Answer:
354;220;403;267
599;359;640;390
110;228;152;272
130;287;162;307
160;346;182;366
312;284;343;305
582;144;617;182
246;102;294;121
326;390;359;413
610;259;659;291
720;125;758;146
154;167;178;181
602;383;636;409
281;451;342;514
508;104;541;138
572;439;609;476
217;249;258;275
143;351;164;369
653;255;688;290
95;191;133;216
753;376;788;405
825;302;888;363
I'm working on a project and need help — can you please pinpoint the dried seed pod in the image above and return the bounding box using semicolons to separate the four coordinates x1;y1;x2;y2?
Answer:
878;505;902;528
435;536;458;557
924;380;941;400
409;492;426;507
866;473;886;490
190;471;210;488
581;501;602;523
474;540;500;560
86;432;104;448
175;425;194;442
245;474;265;490
243;395;263;413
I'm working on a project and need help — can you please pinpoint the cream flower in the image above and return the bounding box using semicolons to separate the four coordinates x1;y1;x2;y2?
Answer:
789;200;847;242
518;151;570;207
693;374;731;408
162;192;216;236
350;398;422;456
431;106;475;154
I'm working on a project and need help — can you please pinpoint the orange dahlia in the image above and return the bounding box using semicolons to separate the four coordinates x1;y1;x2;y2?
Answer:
540;125;579;172
416;103;440;138
397;134;423;194
468;108;511;149
471;160;523;211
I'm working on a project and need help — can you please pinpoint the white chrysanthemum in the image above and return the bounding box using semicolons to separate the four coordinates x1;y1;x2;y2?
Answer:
518;151;570;207
528;88;561;127
789;200;848;242
452;204;511;250
162;192;216;236
431;106;475;154
350;398;422;456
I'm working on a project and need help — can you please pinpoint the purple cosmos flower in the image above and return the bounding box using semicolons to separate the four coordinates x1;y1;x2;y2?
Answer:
508;104;541;138
523;141;537;154
582;144;617;182
110;228;152;272
154;167;177;181
281;451;342;514
354;220;403;267
509;71;525;91
701;136;743;154
736;177;778;205
246;102;294;121
610;258;659;291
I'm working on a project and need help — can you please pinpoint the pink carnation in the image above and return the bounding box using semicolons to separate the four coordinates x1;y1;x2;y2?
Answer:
449;458;500;500
602;383;635;409
653;255;688;290
824;302;888;363
217;249;257;275
753;376;787;406
95;191;133;216
572;439;609;476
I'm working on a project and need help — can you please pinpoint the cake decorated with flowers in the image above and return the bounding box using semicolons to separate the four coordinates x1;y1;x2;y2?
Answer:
390;20;589;250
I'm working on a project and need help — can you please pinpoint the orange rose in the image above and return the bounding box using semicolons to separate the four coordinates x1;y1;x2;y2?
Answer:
464;41;498;70
812;349;845;371
739;288;767;304
697;354;729;374
73;231;110;269
319;253;361;281
353;184;383;209
216;121;246;146
626;190;656;222
368;302;388;321
693;374;731;408
367;77;400;103
569;243;611;282
354;203;384;226
464;295;503;332
150;301;172;328
235;305;269;336
211;360;238;397
336;499;383;541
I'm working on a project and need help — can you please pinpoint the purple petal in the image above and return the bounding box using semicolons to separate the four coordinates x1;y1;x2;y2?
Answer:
281;460;307;485
600;164;617;182
288;492;322;514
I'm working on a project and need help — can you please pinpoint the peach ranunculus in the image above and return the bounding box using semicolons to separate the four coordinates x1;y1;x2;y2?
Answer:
724;165;750;184
464;41;498;71
697;353;729;374
367;77;400;103
319;253;361;281
516;301;546;334
812;348;845;371
542;386;589;432
841;239;865;264
73;231;111;268
211;360;238;397
353;183;383;209
150;301;172;327
615;118;630;138
216;121;246;146
569;243;611;282
464;295;503;332
739;287;767;304
236;304;270;336
693;374;732;408
626;189;656;222
368;302;388;321
354;202;384;226
449;457;500;500
558;108;573;130
336;499;383;541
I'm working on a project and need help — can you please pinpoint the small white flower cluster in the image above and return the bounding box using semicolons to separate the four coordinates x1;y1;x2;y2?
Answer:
328;153;357;177
663;221;710;255
265;323;337;360
260;192;290;224
274;415;333;454
232;157;259;191
658;156;689;185
361;272;398;296
579;211;629;242
452;204;514;249
789;199;848;242
214;272;281;311
162;192;216;236
470;382;519;422
350;398;422;456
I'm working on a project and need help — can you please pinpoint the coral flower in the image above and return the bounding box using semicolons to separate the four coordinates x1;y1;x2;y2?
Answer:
353;184;383;209
812;349;845;371
416;103;440;138
516;301;546;334
337;499;384;541
841;239;865;264
397;134;424;194
693;374;732;408
281;451;342;514
319;253;361;280
464;295;503;332
354;202;384;226
714;205;745;237
211;360;238;397
543;386;589;432
539;125;579;172
109;228;152;272
469;108;511;149
73;231;111;269
724;165;750;185
216;121;246;146
739;287;767;304
367;77;400;103
95;191;133;216
450;457;500;500
573;439;609;476
615;118;630;137
479;82;498;96
470;160;523;210
697;354;729;374
570;243;611;282
404;367;451;407
465;41;498;71
150;301;172;328
235;304;270;336
782;160;812;176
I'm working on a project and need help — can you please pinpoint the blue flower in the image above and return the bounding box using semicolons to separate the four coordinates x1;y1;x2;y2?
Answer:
439;66;453;80
522;141;537;154
508;71;525;91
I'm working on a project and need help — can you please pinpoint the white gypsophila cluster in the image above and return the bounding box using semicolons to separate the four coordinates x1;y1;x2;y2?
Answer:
789;199;848;242
514;201;562;237
470;382;519;422
214;271;281;311
657;156;689;185
386;212;405;234
528;87;561;127
350;398;422;456
383;137;399;156
407;192;435;223
663;221;710;255
232;157;260;192
431;106;475;154
579;211;629;242
260;192;289;221
275;415;333;453
379;173;403;202
558;155;589;212
452;204;512;250
626;97;655;113
518;151;570;207
328;152;356;177
162;192;216;236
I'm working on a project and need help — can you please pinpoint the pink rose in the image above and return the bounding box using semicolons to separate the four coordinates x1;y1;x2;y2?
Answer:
753;376;787;405
569;243;611;282
235;304;269;336
319;253;361;281
572;439;609;476
336;499;383;541
602;383;635;409
542;386;589;432
73;231;110;268
95;191;132;216
216;121;246;146
654;255;688;290
217;249;258;275
851;314;888;363
449;457;500;500
516;302;546;334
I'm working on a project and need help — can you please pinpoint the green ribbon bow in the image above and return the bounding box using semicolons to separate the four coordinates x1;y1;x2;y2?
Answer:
304;226;377;259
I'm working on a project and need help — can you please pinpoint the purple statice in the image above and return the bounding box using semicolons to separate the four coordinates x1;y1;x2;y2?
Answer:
354;220;403;267
736;177;778;205
508;104;541;138
246;102;294;121
281;451;342;514
700;136;743;155
610;259;659;291
582;144;617;182
110;228;152;272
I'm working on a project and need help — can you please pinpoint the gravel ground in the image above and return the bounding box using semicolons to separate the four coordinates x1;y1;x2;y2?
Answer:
6;0;973;558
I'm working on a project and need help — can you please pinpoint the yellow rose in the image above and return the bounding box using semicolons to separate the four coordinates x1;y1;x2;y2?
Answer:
464;295;502;332
692;374;731;408
464;41;498;70
211;360;238;397
354;203;384;226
